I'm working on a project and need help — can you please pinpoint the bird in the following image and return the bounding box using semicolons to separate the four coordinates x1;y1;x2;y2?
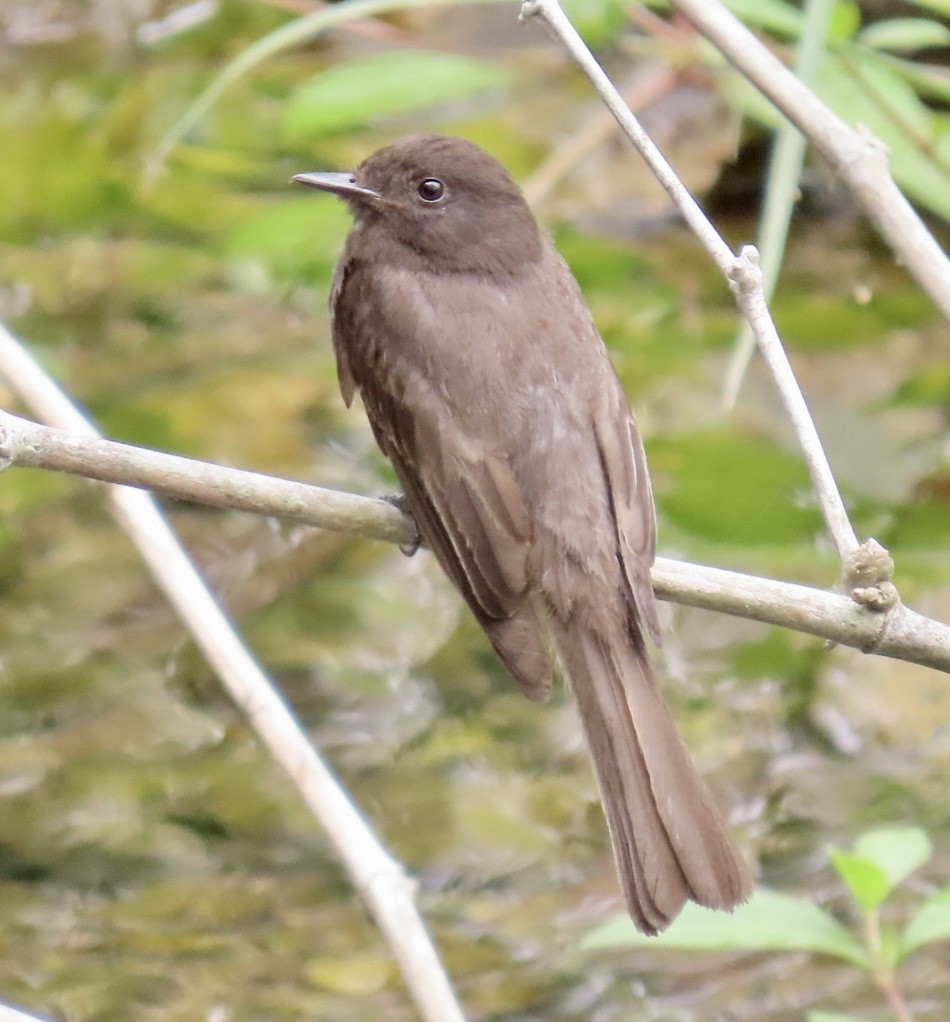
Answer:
293;133;750;933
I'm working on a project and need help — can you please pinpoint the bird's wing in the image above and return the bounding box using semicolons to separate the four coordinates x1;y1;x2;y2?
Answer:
329;257;357;407
372;382;553;700
594;403;661;645
330;263;552;698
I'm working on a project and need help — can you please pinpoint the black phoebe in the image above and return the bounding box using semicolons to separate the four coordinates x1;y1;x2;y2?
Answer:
294;134;750;933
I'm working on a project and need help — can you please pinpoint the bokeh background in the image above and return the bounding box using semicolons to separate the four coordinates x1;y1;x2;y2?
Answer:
0;0;949;1019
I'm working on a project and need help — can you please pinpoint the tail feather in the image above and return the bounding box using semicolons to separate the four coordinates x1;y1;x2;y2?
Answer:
557;624;750;934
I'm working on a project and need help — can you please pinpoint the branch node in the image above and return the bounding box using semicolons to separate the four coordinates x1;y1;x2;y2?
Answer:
359;859;419;901
852;580;899;613
855;123;890;161
519;0;542;24
835;125;890;184
727;245;761;300
0;416;19;473
844;538;899;612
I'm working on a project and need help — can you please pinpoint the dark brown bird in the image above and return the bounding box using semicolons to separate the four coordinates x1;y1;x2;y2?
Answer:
294;134;750;933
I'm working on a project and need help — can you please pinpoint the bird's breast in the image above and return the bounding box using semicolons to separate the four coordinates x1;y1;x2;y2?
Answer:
362;256;605;413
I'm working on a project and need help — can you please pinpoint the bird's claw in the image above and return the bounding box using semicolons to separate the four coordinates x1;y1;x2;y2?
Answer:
383;493;421;556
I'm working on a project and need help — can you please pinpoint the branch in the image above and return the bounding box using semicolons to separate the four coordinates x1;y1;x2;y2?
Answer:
669;0;950;325
0;326;466;1022
0;1001;50;1022
0;408;413;548
519;0;860;564
723;0;837;408
1;409;947;674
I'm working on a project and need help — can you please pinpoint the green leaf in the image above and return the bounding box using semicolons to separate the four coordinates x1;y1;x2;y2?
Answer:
721;0;802;38
828;2;861;43
814;52;950;221
561;0;626;46
910;0;950;16
828;827;932;913
888;362;950;407
854;826;932;888
582;889;869;966
876;54;950;106
828;849;891;911
224;195;352;280
282;52;515;139
859;17;950;52
900;885;950;957
147;0;513;174
808;1013;869;1022
838;51;935;142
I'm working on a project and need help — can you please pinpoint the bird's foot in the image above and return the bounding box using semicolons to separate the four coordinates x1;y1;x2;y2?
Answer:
383;493;421;556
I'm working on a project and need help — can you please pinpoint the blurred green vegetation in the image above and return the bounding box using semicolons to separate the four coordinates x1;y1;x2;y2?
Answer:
585;826;950;1022
0;1;948;1020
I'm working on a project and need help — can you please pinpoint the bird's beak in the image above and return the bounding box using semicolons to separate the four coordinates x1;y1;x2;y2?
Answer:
291;171;381;202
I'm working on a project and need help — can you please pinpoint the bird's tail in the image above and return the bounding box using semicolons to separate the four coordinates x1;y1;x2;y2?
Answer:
555;622;750;934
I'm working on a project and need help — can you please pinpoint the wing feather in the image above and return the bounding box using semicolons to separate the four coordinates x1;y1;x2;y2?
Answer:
331;254;552;699
329;257;357;407
353;351;552;700
594;407;661;645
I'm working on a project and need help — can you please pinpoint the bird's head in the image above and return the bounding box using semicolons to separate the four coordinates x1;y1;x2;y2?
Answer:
293;134;542;275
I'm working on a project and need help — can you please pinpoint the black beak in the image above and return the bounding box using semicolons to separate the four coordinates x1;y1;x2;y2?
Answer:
291;171;381;201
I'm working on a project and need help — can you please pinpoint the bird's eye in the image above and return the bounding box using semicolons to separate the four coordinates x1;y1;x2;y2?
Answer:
417;178;445;202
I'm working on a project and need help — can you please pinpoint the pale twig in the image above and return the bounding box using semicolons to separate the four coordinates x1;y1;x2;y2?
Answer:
723;0;837;409
0;1001;51;1022
727;248;859;556
669;0;950;323
136;0;218;46
0;325;466;1022
522;0;732;268
520;0;860;562
1;408;947;674
0;408;412;547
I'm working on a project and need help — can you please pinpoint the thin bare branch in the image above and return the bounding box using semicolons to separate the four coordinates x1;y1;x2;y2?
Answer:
727;248;859;556
723;0;837;409
0;325;466;1022
2;407;947;675
0;408;413;547
519;0;860;563
669;0;950;324
656;559;950;675
0;1000;50;1022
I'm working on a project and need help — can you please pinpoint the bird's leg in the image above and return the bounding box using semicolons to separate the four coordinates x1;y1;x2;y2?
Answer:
382;493;421;556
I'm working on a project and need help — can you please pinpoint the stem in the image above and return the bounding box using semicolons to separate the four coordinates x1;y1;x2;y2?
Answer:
0;329;467;1022
866;909;915;1022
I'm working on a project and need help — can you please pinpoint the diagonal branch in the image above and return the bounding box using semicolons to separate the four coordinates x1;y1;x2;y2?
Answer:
670;0;950;324
0;325;467;1022
520;0;861;564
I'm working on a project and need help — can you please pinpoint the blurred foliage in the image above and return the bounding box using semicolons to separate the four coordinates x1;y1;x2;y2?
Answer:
282;51;518;138
0;0;949;1020
585;826;950;1021
711;0;950;219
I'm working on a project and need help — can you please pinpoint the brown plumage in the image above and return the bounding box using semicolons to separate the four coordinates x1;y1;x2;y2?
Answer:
294;134;750;933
